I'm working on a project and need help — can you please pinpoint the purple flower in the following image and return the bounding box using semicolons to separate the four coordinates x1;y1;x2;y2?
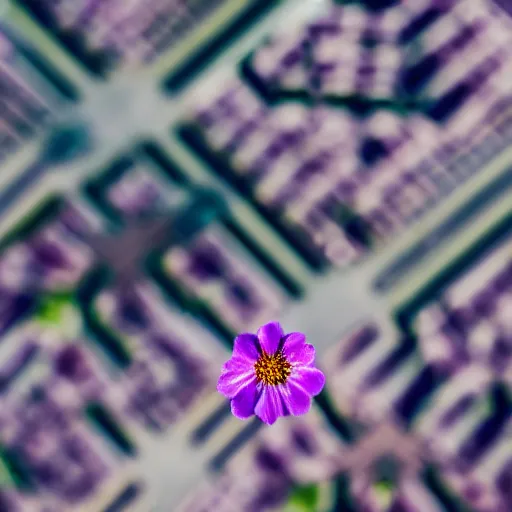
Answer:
217;322;325;425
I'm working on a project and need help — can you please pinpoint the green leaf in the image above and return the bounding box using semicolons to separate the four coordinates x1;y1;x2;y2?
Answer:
286;484;319;511
36;293;73;325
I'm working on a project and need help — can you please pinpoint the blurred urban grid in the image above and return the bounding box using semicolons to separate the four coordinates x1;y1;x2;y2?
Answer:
0;0;510;510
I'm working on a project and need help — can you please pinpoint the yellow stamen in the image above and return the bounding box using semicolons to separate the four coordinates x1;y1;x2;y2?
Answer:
254;351;291;386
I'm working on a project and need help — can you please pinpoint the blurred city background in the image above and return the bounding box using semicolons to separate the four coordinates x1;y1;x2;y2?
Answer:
0;0;510;510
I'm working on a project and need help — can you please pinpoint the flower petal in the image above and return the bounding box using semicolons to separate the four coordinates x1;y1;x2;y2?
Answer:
255;385;289;425
281;380;312;416
283;333;315;366
257;322;283;355
231;379;260;419
291;367;325;396
217;359;255;398
282;332;305;352
232;333;260;362
222;355;253;374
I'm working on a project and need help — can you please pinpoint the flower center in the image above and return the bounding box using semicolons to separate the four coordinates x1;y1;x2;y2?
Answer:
254;351;291;386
